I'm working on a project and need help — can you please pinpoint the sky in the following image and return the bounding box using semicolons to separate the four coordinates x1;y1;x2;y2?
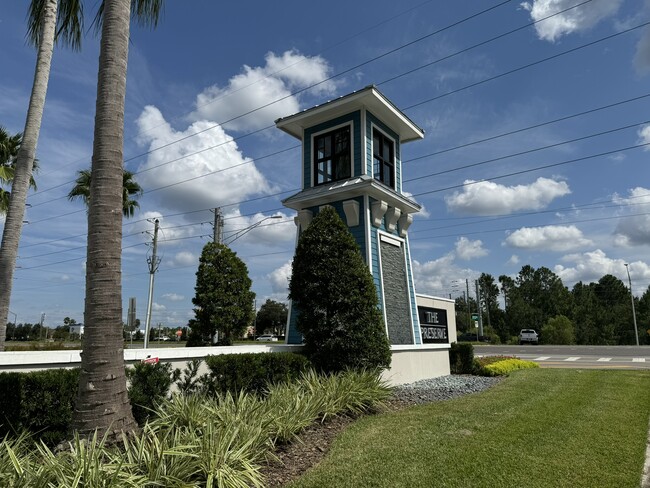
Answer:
1;0;650;329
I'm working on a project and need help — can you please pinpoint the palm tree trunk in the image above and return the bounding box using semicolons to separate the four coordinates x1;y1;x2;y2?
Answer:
72;0;137;437
0;0;57;352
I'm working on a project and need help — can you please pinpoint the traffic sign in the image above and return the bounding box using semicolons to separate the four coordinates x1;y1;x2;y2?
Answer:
471;314;479;321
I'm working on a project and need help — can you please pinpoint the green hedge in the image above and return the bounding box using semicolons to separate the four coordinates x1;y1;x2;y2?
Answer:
203;352;311;396
449;342;475;374
0;368;79;445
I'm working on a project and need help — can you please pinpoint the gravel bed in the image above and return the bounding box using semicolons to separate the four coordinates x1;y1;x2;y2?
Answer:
391;374;502;406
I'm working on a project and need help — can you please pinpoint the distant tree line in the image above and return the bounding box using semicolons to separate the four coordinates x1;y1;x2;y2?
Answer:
455;265;649;345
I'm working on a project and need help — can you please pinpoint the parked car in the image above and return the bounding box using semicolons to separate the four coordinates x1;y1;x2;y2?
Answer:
255;334;278;342
519;329;539;345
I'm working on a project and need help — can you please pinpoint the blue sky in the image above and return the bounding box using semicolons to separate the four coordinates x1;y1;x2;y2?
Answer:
1;0;650;328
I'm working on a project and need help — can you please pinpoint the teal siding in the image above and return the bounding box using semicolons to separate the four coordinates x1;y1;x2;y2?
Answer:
370;229;383;313
303;111;362;188
366;111;402;193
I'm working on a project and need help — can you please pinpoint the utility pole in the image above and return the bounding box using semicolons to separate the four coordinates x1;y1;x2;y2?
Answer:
466;279;471;332
624;263;640;346
475;280;484;337
212;207;223;244
144;219;161;349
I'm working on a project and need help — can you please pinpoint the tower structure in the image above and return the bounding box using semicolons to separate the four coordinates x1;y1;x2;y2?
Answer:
276;86;425;345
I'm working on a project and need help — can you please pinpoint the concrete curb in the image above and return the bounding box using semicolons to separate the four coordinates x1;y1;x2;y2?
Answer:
642;417;650;488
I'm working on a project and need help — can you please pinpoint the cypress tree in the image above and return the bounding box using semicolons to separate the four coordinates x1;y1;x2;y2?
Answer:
289;206;391;372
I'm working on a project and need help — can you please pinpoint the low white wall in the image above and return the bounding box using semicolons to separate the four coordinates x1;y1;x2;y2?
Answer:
0;344;303;373
0;344;451;386
382;344;451;386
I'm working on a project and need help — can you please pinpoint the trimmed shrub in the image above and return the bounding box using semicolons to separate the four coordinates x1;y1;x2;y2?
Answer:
126;362;180;426
288;206;391;373
0;368;79;446
203;352;311;396
449;342;475;374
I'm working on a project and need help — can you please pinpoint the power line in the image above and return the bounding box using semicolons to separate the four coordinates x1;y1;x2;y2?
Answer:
25;0;522;202
411;141;650;198
405;119;650;183
404;20;650;111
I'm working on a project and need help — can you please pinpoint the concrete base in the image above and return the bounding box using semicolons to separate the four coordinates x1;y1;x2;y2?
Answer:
381;344;451;386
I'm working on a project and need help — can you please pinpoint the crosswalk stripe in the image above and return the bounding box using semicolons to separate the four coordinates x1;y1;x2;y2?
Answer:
565;357;580;361
597;358;612;362
534;356;550;361
632;358;646;363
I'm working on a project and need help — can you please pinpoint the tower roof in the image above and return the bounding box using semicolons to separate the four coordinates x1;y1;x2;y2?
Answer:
275;85;424;143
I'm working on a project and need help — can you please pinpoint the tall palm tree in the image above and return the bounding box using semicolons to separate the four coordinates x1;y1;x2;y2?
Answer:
0;0;83;351
72;0;163;439
67;168;143;217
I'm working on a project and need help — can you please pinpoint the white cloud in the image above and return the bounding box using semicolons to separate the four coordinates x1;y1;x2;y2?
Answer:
173;251;197;267
455;237;488;260
633;0;650;73
638;125;650;149
521;0;623;42
508;254;521;265
554;249;650;288
135;106;271;213
162;293;185;302
152;302;166;311
612;187;650;246
223;211;295;246
504;225;593;251
412;253;478;296
268;261;292;294
445;177;570;215
191;50;336;132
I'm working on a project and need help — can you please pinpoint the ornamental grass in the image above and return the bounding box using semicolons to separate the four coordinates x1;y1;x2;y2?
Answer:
0;369;391;487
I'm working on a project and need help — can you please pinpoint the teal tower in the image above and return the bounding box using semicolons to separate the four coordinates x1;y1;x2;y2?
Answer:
276;86;424;345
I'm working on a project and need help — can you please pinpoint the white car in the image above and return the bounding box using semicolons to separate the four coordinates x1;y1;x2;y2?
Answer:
256;334;278;342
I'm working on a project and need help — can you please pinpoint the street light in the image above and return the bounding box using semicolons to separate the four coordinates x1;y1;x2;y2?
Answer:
624;263;640;346
224;215;283;245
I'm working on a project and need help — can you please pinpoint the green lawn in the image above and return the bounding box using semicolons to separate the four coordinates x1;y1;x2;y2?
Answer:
289;369;650;488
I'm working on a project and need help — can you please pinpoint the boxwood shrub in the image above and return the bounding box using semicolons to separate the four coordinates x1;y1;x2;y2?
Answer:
0;368;79;445
449;342;474;374
203;352;311;396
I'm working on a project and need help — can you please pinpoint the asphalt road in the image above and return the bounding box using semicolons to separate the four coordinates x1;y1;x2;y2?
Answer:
474;344;650;370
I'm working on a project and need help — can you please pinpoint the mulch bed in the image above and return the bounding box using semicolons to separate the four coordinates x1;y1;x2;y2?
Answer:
259;399;411;487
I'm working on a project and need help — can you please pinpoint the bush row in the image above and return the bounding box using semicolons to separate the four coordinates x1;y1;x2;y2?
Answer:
0;351;311;442
0;368;79;446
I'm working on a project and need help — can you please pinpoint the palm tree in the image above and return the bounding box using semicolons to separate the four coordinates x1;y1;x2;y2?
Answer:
72;0;163;439
1;128;40;214
0;0;82;351
67;168;143;217
0;128;23;213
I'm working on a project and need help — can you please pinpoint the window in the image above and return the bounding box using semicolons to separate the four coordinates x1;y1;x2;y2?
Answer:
314;126;351;185
373;129;394;188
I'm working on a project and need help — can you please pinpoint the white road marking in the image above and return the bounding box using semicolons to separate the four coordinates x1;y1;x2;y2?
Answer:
535;356;550;361
633;358;646;363
565;357;580;361
597;358;612;362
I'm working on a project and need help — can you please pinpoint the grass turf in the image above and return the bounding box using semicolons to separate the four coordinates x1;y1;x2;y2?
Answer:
289;369;650;488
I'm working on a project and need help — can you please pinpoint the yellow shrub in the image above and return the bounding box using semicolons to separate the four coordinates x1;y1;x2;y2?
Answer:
483;358;539;376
